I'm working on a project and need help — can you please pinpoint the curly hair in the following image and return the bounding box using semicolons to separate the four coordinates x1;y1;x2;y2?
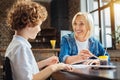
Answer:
7;1;48;30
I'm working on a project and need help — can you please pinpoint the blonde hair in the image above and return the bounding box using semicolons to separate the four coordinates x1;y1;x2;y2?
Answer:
7;1;47;30
72;12;94;38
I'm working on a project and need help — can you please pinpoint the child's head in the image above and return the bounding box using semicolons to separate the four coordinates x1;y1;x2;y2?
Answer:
7;1;47;31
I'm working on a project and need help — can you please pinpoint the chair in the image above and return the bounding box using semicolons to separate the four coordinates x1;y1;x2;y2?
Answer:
0;54;4;80
3;57;13;80
60;30;72;41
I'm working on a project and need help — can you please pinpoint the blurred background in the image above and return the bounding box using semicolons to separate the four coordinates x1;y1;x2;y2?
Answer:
0;0;120;72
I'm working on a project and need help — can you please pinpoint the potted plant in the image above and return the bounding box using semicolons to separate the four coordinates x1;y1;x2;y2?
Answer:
108;25;120;49
115;25;120;49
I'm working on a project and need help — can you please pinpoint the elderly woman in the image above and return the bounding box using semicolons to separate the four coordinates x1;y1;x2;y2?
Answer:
5;1;72;80
59;12;110;64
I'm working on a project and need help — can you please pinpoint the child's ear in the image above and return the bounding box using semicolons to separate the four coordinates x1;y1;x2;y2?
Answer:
25;24;32;32
26;23;31;27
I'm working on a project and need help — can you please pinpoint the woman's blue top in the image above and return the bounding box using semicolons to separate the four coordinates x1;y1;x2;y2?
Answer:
59;33;110;63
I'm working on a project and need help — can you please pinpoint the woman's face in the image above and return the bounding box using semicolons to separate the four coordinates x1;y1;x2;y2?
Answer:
73;15;88;40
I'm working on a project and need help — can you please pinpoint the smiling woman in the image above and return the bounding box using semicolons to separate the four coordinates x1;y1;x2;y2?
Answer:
59;12;110;65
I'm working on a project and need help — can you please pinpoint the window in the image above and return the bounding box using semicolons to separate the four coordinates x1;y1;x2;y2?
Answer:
114;3;120;27
85;0;120;49
100;7;112;48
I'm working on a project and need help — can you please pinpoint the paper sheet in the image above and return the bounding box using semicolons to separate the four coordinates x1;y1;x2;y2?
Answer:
72;64;116;69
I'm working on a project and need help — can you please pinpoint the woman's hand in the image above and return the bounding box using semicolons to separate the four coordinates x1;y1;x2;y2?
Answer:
83;59;100;65
78;49;94;60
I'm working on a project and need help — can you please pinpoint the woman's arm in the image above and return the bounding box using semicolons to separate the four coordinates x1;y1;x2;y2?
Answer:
65;55;84;64
59;37;70;62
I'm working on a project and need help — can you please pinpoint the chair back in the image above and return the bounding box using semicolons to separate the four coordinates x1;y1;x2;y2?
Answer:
0;54;4;79
3;57;13;80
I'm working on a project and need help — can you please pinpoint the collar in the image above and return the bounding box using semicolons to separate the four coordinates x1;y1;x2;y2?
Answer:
13;35;32;48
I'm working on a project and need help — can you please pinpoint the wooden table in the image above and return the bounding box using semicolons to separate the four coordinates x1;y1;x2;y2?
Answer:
51;62;120;80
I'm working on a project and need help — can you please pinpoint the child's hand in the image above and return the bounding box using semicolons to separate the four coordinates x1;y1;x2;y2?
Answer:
46;56;59;66
50;63;73;72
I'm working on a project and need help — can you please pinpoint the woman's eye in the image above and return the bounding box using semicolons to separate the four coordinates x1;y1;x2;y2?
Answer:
73;23;85;26
79;23;84;26
73;23;77;25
